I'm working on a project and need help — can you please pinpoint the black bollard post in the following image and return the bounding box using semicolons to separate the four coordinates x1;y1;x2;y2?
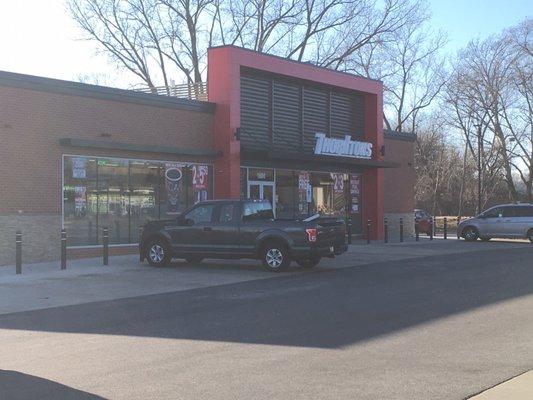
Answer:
429;218;434;241
347;216;353;245
415;218;420;242
103;227;109;266
384;218;388;243
16;231;22;275
138;226;144;262
443;217;448;240
61;229;67;270
399;217;404;243
366;220;371;244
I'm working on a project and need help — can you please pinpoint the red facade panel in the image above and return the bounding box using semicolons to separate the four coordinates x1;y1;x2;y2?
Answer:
208;45;385;239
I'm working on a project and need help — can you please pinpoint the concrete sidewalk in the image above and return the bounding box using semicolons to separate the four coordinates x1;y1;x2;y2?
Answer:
469;370;533;399
0;238;529;315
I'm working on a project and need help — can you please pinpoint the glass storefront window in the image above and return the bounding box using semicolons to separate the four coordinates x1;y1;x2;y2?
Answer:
63;156;213;246
240;168;248;199
276;170;296;219
97;158;130;244
63;157;98;246
309;172;348;218
130;160;160;241
248;168;274;182
240;167;362;233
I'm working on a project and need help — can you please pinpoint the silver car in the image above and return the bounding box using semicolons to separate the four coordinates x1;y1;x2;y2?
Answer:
457;204;533;242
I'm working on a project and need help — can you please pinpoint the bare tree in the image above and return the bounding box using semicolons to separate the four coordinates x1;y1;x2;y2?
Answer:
69;0;160;90
221;0;300;52
69;0;434;90
344;1;447;133
445;18;532;203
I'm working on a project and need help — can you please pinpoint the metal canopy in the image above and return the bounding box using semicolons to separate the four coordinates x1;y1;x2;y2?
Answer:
59;138;222;158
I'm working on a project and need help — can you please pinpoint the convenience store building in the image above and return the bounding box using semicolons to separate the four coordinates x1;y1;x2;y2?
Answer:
0;45;415;265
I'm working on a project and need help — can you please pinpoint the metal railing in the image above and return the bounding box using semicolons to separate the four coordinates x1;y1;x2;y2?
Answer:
135;82;208;101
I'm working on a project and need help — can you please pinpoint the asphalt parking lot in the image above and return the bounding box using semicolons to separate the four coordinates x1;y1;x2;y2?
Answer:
0;239;532;399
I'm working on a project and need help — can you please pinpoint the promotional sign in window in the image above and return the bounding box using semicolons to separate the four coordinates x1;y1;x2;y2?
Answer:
72;157;87;179
350;174;360;213
74;186;86;216
165;162;183;214
192;165;209;203
298;171;311;213
331;173;344;194
298;172;309;191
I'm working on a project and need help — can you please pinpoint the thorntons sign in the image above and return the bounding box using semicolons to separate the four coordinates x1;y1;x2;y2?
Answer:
314;133;372;159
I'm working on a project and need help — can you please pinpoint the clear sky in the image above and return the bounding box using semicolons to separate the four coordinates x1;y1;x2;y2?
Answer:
428;0;531;51
0;0;531;88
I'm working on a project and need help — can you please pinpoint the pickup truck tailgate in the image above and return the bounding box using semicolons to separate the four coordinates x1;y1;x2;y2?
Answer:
316;218;346;246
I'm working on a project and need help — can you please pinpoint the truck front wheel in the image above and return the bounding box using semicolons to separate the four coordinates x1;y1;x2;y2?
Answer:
146;239;172;267
261;242;290;272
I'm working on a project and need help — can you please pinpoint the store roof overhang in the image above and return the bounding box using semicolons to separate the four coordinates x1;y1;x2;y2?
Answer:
241;149;400;169
59;138;222;158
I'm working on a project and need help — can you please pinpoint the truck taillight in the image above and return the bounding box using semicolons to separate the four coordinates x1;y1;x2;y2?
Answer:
306;228;317;242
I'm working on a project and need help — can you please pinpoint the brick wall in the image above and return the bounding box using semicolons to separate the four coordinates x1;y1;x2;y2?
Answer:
0;78;214;265
0;84;214;215
383;134;416;236
383;135;415;214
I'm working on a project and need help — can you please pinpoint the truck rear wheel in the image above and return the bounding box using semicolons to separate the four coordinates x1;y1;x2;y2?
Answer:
297;257;321;269
261;242;290;272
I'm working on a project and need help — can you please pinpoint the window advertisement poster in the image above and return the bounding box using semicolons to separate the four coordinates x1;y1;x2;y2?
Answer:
350;174;360;213
72;157;87;179
298;171;310;212
165;162;183;214
74;186;86;216
192;164;209;203
331;173;344;194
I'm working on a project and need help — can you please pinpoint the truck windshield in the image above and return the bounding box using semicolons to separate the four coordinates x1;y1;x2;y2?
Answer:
242;202;274;221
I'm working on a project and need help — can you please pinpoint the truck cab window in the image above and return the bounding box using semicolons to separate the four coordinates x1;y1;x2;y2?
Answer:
242;202;274;221
185;204;214;224
218;204;235;223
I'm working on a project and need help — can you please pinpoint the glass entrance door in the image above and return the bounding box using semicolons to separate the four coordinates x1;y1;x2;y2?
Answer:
248;182;275;212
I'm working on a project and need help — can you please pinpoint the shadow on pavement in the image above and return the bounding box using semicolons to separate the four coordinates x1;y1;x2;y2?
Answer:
0;247;532;349
0;370;106;400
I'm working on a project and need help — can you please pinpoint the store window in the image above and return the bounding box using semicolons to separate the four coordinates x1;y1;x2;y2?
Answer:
97;158;130;244
63;157;98;246
276;170;296;219
63;156;213;246
129;160;161;240
240;167;248;199
248;168;274;182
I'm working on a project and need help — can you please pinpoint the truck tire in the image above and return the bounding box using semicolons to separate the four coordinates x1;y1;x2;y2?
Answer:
297;257;321;269
146;239;172;267
261;241;290;272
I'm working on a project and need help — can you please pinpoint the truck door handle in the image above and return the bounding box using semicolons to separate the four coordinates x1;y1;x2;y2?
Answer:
203;227;212;232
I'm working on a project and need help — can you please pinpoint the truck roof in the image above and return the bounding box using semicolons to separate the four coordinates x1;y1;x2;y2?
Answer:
196;199;271;204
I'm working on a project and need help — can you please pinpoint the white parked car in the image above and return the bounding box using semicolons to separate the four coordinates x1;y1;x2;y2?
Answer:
457;204;533;242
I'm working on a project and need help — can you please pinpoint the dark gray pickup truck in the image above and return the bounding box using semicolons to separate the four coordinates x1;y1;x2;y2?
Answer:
139;199;347;271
